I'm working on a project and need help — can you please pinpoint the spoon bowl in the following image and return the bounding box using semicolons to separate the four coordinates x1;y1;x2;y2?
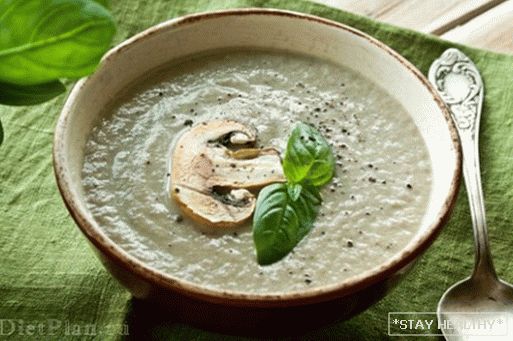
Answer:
439;276;513;313
438;277;513;340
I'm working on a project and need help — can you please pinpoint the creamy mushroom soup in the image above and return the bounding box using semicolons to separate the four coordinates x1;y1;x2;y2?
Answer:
82;50;432;294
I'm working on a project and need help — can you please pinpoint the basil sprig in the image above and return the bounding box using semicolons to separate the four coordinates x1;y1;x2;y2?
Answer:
283;122;335;186
253;122;335;265
253;183;322;265
0;0;116;145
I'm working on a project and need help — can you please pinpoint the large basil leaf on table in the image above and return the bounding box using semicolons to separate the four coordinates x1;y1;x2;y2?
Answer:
92;0;110;7
0;81;66;106
253;183;322;265
0;0;116;86
283;122;335;187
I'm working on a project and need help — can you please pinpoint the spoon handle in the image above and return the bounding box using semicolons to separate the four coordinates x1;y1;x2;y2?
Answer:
428;48;496;279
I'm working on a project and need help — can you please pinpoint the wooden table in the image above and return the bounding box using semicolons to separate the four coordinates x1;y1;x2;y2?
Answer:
313;0;513;54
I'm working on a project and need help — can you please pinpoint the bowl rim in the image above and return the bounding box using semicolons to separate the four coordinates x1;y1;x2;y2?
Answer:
53;7;462;307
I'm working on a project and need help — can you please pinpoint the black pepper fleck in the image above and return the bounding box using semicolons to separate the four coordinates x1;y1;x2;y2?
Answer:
347;240;354;247
184;119;193;126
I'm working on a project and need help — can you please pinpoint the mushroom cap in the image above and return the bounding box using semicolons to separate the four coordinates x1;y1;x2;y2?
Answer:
170;120;285;228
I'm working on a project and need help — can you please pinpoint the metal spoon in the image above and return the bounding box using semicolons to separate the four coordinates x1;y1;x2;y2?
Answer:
429;48;513;340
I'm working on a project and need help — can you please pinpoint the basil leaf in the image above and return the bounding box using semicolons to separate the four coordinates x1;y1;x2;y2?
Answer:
287;183;302;201
253;183;321;265
93;0;110;7
283;122;335;187
0;81;66;106
0;119;3;146
0;0;116;85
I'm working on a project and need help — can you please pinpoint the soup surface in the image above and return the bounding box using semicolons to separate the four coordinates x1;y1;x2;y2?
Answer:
82;50;432;294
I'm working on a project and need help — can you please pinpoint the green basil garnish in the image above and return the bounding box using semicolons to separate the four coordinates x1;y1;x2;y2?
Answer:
253;183;322;265
287;183;303;201
283;122;335;187
0;0;115;86
253;122;336;265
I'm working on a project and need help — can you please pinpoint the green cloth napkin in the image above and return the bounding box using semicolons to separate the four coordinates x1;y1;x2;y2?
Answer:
1;0;512;339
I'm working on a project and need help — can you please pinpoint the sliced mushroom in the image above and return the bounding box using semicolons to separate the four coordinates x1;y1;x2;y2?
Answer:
170;120;285;228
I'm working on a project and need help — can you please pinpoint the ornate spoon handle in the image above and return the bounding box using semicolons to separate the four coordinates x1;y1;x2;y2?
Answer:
428;48;496;279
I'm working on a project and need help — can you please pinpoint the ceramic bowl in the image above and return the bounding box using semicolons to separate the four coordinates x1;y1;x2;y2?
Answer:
53;8;461;334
